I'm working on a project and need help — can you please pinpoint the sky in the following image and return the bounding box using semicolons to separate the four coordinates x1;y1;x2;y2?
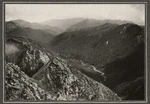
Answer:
5;4;145;25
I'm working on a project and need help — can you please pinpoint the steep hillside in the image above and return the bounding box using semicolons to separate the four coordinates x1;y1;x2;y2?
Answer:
5;38;120;101
103;42;145;100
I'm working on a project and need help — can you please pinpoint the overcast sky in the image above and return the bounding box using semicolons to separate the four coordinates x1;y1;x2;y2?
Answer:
5;4;145;25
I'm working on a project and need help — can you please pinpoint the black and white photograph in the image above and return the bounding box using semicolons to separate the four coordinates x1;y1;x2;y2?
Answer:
3;2;147;103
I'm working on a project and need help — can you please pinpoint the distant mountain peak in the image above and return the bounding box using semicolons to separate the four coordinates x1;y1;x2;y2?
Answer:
41;18;86;30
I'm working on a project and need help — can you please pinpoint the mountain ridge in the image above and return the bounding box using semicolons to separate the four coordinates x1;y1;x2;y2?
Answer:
6;19;63;35
66;19;133;32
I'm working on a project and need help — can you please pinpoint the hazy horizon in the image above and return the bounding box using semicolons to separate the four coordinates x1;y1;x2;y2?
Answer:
5;4;145;25
5;17;134;23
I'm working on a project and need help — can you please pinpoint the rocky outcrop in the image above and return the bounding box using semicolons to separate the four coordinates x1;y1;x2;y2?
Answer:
5;38;121;101
19;47;49;77
5;63;53;101
33;57;120;101
6;38;50;77
5;58;120;101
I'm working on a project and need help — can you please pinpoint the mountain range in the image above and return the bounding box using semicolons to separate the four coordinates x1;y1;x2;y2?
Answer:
5;18;145;101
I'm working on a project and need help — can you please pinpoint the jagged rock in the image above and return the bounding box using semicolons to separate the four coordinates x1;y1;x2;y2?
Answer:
6;38;50;77
19;48;49;77
5;63;53;101
34;57;120;101
5;60;120;101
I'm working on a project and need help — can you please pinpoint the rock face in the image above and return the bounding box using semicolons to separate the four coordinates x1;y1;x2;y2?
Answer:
5;63;53;101
5;38;121;101
33;57;119;101
6;38;50;77
19;47;49;77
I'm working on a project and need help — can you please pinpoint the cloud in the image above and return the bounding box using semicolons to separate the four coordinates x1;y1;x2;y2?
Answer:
5;4;145;25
